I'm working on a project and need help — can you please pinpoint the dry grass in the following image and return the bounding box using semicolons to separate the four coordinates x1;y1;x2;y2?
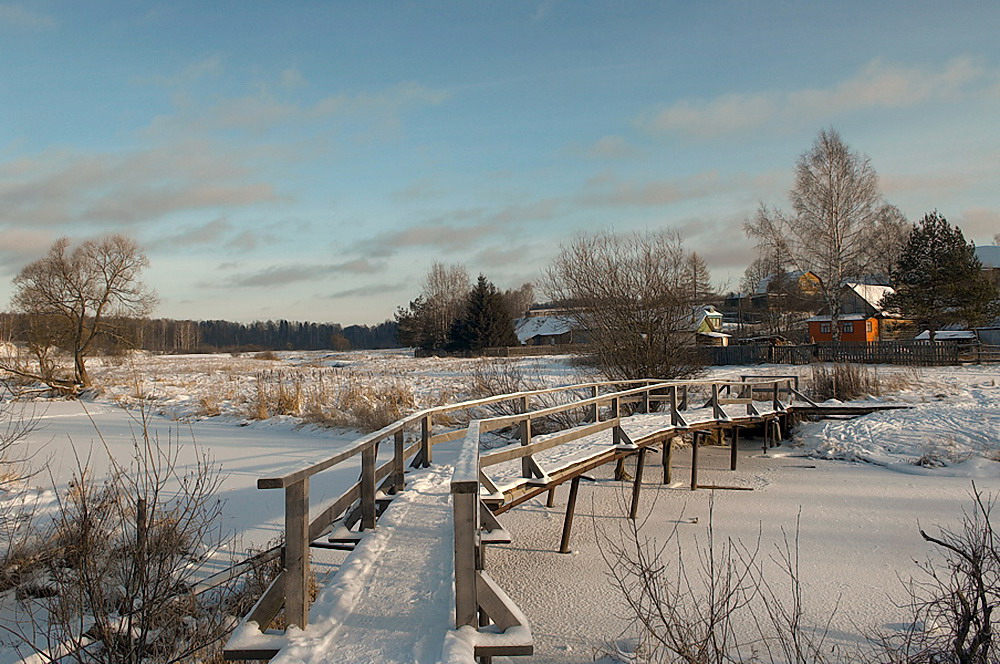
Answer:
809;363;918;401
302;379;416;432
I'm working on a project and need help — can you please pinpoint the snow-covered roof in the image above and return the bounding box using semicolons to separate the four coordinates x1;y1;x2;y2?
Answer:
697;330;732;339
914;330;977;341
975;245;1000;269
844;282;894;314
513;315;572;344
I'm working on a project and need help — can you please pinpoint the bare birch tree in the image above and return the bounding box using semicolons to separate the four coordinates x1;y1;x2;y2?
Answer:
9;235;157;388
745;129;898;340
544;230;703;380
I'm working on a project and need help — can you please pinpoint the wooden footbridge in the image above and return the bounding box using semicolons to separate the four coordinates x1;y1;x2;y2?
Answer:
224;375;902;663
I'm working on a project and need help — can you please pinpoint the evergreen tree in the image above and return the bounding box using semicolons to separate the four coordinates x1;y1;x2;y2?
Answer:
448;275;518;352
881;211;1000;333
684;252;713;303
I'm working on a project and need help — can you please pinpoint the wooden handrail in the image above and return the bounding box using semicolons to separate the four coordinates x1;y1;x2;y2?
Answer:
242;374;801;640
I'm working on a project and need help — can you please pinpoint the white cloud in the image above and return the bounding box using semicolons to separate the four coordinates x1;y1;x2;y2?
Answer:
639;57;990;139
0;3;56;29
0;141;282;228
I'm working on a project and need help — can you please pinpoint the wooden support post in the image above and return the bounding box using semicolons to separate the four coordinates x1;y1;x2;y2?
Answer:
590;385;599;422
730;427;739;471
629;447;647;520
663;437;674;484
669;386;679;426
611;396;620;420
680;385;689;411
392;430;405;494
712;383;724;420
772;382;780;412
284;478;310;629
559;476;581;554
519;415;532;478
420;414;432;467
763;419;770;453
361;443;376;530
690;433;700;491
452;489;478;628
642;388;650;414
546;487;557;508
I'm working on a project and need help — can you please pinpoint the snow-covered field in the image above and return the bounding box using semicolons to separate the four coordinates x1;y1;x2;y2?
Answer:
1;351;998;663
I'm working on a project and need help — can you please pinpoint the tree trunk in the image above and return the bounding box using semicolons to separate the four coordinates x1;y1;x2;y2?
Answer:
75;349;90;387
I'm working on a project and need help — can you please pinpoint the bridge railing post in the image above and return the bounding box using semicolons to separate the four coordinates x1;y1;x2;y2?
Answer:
420;414;432;467
361;442;377;530
669;386;679;426
392;429;405;493
641;383;651;414
772;381;781;412
452;422;482;630
711;383;724;420
519;397;532;478
284;477;310;629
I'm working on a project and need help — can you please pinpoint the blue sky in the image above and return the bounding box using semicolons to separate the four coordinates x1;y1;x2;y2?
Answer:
2;2;998;324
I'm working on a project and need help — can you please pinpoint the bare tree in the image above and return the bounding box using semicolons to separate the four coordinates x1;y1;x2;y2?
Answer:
745;129;897;340
544;230;704;381
421;262;471;350
501;282;535;319
9;235;157;388
868;204;912;281
395;262;470;351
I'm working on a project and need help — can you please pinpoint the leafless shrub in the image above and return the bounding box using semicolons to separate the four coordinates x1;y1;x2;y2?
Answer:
253;350;279;361
465;358;584;434
600;495;836;664
866;487;999;664
2;416;237;664
810;363;890;401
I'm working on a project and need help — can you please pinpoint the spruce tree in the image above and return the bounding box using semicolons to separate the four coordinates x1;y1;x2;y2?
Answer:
448;275;518;352
881;211;1000;333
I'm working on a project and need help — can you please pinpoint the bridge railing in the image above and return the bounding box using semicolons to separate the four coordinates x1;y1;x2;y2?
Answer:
450;376;799;656
239;375;799;649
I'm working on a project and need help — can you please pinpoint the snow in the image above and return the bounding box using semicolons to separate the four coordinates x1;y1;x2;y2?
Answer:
914;329;977;340
844;282;895;314
513;316;572;344
2;352;1000;663
268;468;458;664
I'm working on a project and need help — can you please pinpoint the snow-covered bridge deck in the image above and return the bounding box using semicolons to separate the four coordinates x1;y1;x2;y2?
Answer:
225;375;831;663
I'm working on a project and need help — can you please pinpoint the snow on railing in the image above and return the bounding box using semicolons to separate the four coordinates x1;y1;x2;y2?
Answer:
226;375;802;661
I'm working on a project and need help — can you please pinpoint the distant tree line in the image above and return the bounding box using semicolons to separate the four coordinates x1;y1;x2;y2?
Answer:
0;312;399;355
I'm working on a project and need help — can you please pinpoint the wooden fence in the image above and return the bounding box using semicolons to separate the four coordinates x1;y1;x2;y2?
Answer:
706;340;968;366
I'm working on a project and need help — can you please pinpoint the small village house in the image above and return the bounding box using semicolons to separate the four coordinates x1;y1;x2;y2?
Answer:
693;305;731;346
807;283;910;342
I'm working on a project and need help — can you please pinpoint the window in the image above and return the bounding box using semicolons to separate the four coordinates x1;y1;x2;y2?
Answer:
866;320;873;333
820;322;830;334
842;321;854;333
